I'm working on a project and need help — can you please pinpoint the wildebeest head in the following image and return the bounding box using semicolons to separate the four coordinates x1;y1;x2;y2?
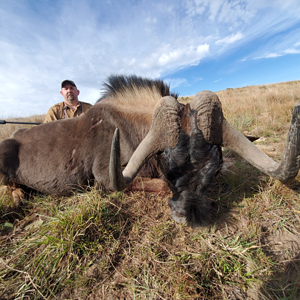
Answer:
110;91;224;227
110;89;300;227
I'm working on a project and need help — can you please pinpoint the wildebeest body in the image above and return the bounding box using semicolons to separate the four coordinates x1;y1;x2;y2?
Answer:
0;83;163;194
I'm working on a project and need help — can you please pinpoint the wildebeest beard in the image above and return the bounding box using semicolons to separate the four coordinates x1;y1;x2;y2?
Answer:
160;106;223;227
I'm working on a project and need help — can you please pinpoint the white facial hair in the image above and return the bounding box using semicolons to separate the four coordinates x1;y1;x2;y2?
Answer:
67;94;75;101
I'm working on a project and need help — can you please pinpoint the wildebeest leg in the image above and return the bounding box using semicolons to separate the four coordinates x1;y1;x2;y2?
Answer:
127;177;170;193
0;185;10;196
0;183;24;206
0;138;20;185
11;183;25;206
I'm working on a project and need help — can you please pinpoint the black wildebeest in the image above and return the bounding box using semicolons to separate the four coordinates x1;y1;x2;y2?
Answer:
1;75;300;227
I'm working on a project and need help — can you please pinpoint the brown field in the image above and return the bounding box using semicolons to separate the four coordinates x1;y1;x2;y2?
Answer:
1;80;300;299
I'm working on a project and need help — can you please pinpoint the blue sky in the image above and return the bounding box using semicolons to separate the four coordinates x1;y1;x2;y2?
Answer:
1;0;300;118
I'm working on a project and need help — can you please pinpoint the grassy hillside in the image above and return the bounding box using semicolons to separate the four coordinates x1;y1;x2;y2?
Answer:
1;80;300;299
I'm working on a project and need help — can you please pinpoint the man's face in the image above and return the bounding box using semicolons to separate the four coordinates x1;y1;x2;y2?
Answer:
60;84;80;103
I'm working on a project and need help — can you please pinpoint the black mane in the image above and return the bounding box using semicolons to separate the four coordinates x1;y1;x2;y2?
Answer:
97;74;178;102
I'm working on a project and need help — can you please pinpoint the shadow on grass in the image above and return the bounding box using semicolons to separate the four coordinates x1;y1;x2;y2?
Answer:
258;178;300;300
208;159;263;227
262;254;300;300
282;178;300;192
206;159;300;299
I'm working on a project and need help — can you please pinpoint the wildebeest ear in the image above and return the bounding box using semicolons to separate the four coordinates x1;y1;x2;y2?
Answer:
245;136;259;142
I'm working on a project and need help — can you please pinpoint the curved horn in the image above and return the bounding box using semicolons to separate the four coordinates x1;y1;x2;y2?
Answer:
110;96;182;191
191;91;300;181
190;90;224;145
222;107;300;181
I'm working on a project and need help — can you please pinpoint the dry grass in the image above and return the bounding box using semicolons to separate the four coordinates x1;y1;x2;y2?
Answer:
217;81;300;136
0;115;45;140
1;80;300;299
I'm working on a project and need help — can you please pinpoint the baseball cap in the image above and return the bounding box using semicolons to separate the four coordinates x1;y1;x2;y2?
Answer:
61;80;76;88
